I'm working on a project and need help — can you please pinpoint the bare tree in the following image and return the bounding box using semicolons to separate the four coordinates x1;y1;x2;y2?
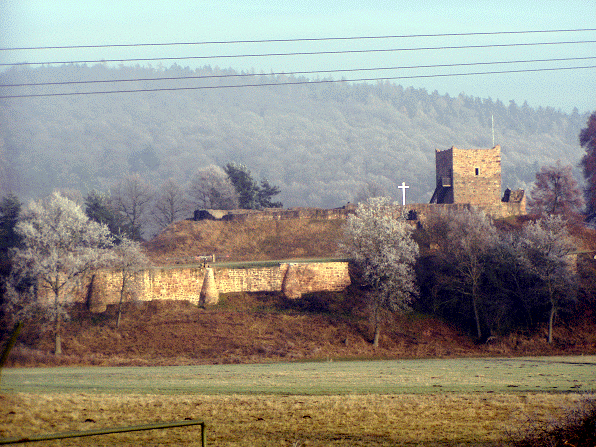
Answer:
528;161;583;218
153;178;188;231
9;193;114;354
187;165;238;210
342;197;419;347
516;215;577;343
441;208;499;339
353;180;388;204
111;174;154;240
111;237;151;329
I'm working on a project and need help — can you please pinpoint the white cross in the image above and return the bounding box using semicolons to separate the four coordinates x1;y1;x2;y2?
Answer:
398;181;409;206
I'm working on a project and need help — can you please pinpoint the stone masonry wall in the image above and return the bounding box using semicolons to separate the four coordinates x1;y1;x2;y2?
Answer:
40;261;351;312
452;146;502;207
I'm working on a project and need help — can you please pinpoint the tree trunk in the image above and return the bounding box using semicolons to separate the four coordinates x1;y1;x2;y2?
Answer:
117;288;124;329
55;315;62;355
54;289;62;355
373;325;380;348
472;281;482;339
117;274;127;329
548;305;556;344
547;285;556;344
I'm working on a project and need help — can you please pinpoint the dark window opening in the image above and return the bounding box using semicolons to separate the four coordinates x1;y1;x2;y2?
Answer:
407;210;418;220
475;168;479;176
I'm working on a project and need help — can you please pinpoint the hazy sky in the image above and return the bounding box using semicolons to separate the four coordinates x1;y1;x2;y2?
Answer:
1;0;595;112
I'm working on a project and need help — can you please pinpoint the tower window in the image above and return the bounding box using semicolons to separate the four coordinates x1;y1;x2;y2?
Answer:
475;168;479;176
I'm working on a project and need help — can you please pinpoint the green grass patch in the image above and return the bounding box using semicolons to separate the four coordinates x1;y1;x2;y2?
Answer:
3;356;595;396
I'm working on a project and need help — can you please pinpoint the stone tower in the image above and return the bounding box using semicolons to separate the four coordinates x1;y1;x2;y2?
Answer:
430;145;502;212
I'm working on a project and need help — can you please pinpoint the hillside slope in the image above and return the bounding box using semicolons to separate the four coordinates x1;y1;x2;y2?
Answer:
144;218;346;264
7;295;596;367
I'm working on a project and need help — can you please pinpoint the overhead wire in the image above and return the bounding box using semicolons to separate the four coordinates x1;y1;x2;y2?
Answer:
2;56;595;88
1;64;594;99
0;28;593;99
1;39;595;67
1;28;594;51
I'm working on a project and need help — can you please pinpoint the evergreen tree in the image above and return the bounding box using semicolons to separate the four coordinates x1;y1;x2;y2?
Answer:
224;163;259;209
85;191;135;242
224;163;283;209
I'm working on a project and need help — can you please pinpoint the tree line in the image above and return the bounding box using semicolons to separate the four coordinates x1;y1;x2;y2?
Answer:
345;200;588;347
85;162;282;241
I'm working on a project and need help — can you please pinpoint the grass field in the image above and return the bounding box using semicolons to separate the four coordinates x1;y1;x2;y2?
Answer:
2;356;596;395
1;356;595;446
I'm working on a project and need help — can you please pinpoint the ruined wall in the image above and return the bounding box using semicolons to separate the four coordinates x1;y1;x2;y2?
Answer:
200;206;357;223
41;261;351;312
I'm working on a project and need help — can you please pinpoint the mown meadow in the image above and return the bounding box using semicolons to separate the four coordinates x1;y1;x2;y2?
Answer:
1;356;594;446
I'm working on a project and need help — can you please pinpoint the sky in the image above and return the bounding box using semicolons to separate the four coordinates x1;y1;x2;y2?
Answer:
1;0;595;113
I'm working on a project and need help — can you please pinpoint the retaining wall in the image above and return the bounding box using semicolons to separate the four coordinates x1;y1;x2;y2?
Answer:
40;261;352;312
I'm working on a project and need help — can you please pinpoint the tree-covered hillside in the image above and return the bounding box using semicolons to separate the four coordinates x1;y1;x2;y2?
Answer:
0;64;589;207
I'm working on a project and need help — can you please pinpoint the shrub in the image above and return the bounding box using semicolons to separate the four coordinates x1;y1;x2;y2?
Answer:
512;395;596;446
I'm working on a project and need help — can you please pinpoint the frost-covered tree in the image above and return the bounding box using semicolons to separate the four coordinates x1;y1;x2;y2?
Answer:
111;237;150;329
353;180;388;204
342;197;419;347
528;161;583;218
187;165;238;210
516;215;577;344
9;192;114;354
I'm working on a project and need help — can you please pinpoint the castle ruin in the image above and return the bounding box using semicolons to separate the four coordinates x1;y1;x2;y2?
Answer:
429;145;526;218
37;146;526;310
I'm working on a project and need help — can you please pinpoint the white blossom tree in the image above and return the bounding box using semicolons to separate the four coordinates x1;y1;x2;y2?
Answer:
342;197;419;347
9;192;114;354
516;215;577;343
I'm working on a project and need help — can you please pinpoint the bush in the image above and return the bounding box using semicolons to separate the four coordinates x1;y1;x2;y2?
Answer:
512;395;596;446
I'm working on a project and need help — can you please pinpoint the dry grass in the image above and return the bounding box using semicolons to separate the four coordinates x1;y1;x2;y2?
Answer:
144;218;345;264
0;392;584;446
511;394;596;447
4;294;596;368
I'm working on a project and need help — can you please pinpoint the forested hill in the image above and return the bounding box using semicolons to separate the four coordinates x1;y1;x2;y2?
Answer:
0;64;590;207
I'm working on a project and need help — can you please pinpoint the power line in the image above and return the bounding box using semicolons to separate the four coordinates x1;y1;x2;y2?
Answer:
1;64;593;99
2;39;595;67
1;28;594;51
2;56;595;88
